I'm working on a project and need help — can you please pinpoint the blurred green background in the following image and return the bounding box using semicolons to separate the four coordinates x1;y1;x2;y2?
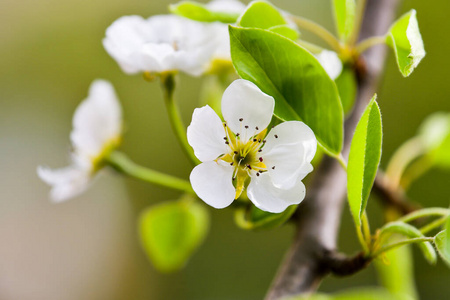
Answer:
1;0;449;299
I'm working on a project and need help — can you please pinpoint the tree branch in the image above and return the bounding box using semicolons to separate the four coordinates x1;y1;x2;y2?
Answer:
265;1;402;299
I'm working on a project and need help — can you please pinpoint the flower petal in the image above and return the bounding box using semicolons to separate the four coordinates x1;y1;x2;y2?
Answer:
70;80;122;159
190;161;236;209
315;50;343;80
247;172;306;213
221;79;274;139
262;121;316;189
37;164;92;203
187;105;228;162
206;0;246;14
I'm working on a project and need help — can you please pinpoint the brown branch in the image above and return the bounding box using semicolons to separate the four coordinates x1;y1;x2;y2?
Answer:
265;1;402;299
373;172;419;215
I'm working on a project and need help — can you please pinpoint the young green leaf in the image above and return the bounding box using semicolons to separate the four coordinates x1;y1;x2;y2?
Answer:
435;230;450;266
418;112;450;168
335;66;357;114
234;204;297;230
347;96;382;225
332;0;356;42
169;1;241;23
386;9;425;77
139;199;209;272
380;221;437;264
230;26;343;154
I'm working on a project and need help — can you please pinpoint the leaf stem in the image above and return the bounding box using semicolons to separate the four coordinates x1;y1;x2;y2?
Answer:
289;16;342;52
355;35;386;54
106;151;194;194
362;212;372;246
371;237;434;258
357;225;370;254
336;153;348;171
161;73;200;166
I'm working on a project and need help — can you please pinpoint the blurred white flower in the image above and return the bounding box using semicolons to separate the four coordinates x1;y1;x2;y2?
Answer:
315;50;343;80
38;80;122;202
103;15;225;77
187;79;317;213
206;0;246;14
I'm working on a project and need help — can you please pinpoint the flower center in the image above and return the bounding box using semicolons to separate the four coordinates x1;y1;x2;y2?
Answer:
217;123;267;199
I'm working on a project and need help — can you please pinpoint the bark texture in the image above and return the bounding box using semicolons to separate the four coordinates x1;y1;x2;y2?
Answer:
265;1;402;299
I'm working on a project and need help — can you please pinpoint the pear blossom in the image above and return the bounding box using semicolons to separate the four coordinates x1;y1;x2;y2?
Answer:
206;0;246;14
37;80;122;202
187;79;317;213
315;50;343;80
103;14;225;77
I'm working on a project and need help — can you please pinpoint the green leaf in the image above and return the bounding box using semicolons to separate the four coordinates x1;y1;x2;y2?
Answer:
435;230;450;266
418;112;450;168
234;204;297;230
332;0;356;42
139;199;209;272
230;26;343;154
380;221;437;264
335;66;357;115
347;96;382;225
237;1;299;40
386;9;425;77
169;1;240;23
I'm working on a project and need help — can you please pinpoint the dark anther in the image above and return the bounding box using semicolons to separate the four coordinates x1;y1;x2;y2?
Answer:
263;140;266;143
259;157;263;162
255;126;259;130
232;177;236;181
230;162;234;166
253;138;257;142
236;133;240;137
225;141;229;145
272;166;275;169
245;125;249;129
274;134;278;138
258;139;261;143
258;149;262;152
256;173;260;177
247;164;252;169
234;151;238;154
224;123;227;127
223;137;227;140
239;118;243;122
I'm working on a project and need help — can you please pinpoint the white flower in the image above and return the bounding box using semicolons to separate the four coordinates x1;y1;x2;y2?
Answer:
38;80;122;202
187;79;317;213
103;15;225;77
206;0;246;14
315;50;343;80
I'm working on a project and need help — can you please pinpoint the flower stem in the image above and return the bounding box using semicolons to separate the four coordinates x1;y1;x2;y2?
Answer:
348;0;367;46
397;207;450;223
289;16;342;52
106;151;194;194
371;237;434;258
385;136;425;190
160;73;200;166
355;35;387;54
420;216;450;234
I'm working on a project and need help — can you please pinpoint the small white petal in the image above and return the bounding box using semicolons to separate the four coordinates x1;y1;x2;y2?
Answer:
206;0;246;14
70;80;122;159
190;161;236;209
37;164;92;203
247;172;306;213
187;106;228;162
222;79;274;138
262;121;316;189
315;50;343;80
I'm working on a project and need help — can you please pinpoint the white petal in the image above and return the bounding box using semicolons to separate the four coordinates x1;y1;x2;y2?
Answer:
247;172;306;213
37;164;92;203
221;79;275;139
70;80;122;159
315;50;343;80
187;106;228;162
262;121;316;189
206;0;246;14
190;161;236;209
